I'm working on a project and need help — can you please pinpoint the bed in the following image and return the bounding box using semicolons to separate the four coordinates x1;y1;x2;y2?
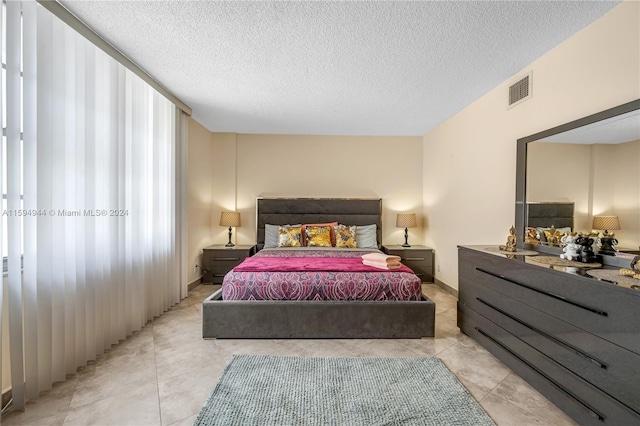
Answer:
202;198;436;339
524;201;575;246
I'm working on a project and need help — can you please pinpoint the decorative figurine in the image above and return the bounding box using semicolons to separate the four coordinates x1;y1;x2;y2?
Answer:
499;226;517;252
619;268;640;279
597;230;619;256
574;234;599;263
619;256;640;279
560;232;580;261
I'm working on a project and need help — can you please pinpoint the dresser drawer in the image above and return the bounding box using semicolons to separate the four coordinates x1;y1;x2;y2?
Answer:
460;278;640;413
459;248;640;354
459;304;640;425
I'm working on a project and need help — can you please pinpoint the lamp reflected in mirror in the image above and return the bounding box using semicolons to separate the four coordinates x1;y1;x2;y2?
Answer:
593;215;620;255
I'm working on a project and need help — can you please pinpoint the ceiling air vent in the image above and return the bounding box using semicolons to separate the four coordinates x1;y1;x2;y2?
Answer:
508;71;532;108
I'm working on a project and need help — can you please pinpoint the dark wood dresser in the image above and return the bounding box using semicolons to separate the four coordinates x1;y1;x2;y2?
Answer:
457;246;640;425
382;245;434;282
202;244;254;284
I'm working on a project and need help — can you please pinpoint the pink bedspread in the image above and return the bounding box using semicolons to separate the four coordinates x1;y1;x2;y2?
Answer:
221;249;422;301
233;256;413;274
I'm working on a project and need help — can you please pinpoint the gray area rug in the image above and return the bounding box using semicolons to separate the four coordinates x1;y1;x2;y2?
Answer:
194;354;495;426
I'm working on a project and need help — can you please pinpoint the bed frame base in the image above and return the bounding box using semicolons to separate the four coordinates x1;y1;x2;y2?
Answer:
202;289;435;339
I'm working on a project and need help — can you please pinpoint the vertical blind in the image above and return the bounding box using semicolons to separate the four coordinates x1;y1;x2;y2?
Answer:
1;0;187;413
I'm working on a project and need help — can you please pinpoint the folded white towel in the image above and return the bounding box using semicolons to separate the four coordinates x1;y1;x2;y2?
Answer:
361;253;401;263
363;260;402;270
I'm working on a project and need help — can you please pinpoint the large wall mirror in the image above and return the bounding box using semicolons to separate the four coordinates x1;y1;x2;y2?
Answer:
515;99;640;260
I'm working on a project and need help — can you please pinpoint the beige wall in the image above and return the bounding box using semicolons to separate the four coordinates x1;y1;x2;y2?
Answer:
210;134;424;246
210;133;238;245
187;117;217;285
423;1;640;289
594;140;640;249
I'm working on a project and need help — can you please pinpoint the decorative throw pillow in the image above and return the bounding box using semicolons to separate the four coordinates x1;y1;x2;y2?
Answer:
355;224;378;249
524;227;539;245
543;228;563;246
301;222;338;246
265;224;301;248
277;226;302;247
305;226;332;247
334;224;357;248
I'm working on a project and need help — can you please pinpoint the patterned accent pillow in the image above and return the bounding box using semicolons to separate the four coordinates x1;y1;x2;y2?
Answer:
544;228;564;246
301;222;338;246
277;226;302;247
334;224;357;248
305;226;332;247
524;227;540;245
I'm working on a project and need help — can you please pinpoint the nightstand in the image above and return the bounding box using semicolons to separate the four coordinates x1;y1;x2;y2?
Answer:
381;245;434;283
202;245;254;284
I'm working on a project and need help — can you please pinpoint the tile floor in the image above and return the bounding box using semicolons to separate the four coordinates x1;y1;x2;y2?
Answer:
2;284;577;426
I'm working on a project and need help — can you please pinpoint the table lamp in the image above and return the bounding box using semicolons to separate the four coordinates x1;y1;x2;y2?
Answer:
396;213;417;247
592;215;620;255
220;211;241;247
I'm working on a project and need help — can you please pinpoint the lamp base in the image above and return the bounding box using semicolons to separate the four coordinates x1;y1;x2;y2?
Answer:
402;227;411;247
226;226;235;247
598;235;618;256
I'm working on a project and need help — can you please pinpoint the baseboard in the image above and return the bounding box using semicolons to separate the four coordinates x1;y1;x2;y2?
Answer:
187;277;202;291
433;278;458;298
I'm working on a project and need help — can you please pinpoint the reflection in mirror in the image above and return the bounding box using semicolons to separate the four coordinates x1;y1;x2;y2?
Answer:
515;99;640;260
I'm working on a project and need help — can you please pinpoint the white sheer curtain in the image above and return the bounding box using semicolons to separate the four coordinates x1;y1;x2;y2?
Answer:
1;1;186;413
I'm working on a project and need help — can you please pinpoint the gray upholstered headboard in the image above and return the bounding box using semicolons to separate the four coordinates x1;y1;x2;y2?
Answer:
256;198;382;250
526;202;575;230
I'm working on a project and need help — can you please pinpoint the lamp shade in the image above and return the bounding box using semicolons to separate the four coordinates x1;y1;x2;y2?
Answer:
592;215;620;231
396;213;417;228
219;211;241;227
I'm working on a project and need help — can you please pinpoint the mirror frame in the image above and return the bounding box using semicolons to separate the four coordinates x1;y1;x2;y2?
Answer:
515;98;640;261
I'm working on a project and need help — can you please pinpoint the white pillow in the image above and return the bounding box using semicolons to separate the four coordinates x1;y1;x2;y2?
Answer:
355;224;377;249
264;224;301;248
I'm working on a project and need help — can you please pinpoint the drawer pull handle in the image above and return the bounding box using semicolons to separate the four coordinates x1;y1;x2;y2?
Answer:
215;257;241;261
476;267;608;317
475;326;605;422
213;274;226;277
404;257;424;261
476;297;607;369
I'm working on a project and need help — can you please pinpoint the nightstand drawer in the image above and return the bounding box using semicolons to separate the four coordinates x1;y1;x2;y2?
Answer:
203;251;251;263
404;263;433;282
382;245;434;283
202;245;254;284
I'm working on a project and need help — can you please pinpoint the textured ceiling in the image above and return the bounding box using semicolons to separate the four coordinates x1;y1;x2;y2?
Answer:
60;1;620;136
539;110;640;145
